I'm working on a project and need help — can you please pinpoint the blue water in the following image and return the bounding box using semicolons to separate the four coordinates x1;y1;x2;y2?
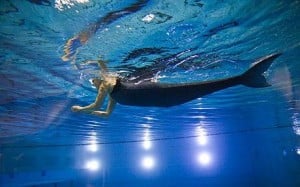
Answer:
1;0;300;186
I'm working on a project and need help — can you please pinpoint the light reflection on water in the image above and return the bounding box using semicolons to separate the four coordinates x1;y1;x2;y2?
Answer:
297;148;300;156
79;118;216;173
86;131;98;152
142;128;152;150
140;127;156;171
195;126;208;146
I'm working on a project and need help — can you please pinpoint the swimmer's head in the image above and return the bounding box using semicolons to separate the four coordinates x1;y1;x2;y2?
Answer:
92;78;103;89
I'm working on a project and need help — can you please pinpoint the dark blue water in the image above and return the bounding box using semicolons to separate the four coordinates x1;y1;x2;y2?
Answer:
1;0;300;186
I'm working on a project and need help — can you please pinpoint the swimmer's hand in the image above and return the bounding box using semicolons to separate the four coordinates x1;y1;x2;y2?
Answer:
71;105;113;117
71;105;82;112
71;103;98;113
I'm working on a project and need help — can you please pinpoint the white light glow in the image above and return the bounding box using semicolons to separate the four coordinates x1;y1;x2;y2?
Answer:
143;116;154;121
141;156;155;170
55;0;89;11
197;152;212;166
293;126;300;136
142;13;155;23
87;142;98;152
86;132;98;152
197;135;208;146
296;148;300;155
196;126;208;146
143;140;152;150
142;129;152;150
292;113;300;125
85;159;100;171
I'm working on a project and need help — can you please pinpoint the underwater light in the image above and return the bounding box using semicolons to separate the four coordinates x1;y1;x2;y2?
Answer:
197;152;212;166
141;156;155;170
85;159;100;171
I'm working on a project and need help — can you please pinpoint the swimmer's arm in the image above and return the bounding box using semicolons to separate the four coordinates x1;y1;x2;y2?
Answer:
72;84;107;112
98;60;108;73
80;59;108;77
91;96;116;117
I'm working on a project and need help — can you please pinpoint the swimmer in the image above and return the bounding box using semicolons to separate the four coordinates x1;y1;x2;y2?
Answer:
71;60;117;117
72;53;281;117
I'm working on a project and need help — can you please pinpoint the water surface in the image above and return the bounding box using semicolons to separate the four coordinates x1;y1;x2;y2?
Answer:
0;0;300;186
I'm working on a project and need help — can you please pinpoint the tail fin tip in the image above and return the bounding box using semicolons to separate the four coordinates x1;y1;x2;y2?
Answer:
242;52;281;88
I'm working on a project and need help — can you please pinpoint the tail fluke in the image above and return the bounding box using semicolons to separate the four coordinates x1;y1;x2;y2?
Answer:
241;53;281;88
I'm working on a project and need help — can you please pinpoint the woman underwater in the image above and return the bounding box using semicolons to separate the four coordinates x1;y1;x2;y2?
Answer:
71;53;281;117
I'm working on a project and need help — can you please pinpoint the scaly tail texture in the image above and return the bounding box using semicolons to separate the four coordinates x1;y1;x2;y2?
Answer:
241;53;282;88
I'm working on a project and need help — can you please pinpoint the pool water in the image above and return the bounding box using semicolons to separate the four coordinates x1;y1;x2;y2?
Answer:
1;0;300;186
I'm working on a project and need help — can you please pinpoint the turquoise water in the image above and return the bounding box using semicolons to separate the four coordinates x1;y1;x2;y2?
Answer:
0;0;300;186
